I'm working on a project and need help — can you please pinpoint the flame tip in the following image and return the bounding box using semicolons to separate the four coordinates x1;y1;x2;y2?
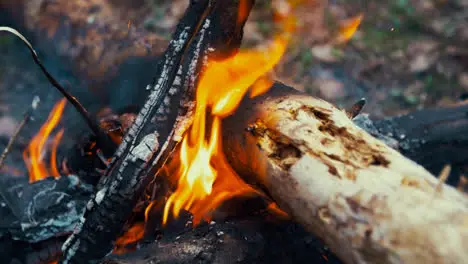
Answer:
24;99;66;182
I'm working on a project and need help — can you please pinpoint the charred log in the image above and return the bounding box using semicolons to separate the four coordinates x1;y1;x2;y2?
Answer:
371;103;468;184
59;1;255;263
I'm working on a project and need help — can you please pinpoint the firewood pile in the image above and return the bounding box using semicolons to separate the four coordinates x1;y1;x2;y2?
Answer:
0;1;468;264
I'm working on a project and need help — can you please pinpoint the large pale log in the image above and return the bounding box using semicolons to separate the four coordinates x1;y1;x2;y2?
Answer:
222;82;468;264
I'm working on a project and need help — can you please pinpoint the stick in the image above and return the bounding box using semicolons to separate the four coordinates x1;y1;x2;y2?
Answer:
0;27;117;157
0;96;40;220
0;112;29;170
0;113;29;220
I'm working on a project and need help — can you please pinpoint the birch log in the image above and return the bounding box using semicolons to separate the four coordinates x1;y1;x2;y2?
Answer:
223;82;468;264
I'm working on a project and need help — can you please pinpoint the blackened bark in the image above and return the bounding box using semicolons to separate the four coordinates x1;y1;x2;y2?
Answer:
58;1;210;262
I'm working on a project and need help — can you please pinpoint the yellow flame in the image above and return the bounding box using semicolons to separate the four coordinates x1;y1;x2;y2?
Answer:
162;0;295;226
50;128;65;178
23;99;66;182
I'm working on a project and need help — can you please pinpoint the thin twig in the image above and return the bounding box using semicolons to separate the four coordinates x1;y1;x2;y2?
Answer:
0;113;29;170
0;27;117;155
0;111;31;220
346;97;366;119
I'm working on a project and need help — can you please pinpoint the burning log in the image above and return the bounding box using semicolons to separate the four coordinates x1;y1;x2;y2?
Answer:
222;82;468;264
59;0;255;263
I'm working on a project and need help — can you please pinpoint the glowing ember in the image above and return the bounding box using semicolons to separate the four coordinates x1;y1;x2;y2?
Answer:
23;98;66;182
114;222;145;254
267;202;289;219
162;1;295;226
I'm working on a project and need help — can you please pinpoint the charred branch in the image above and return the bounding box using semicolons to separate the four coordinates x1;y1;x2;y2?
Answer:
59;1;254;263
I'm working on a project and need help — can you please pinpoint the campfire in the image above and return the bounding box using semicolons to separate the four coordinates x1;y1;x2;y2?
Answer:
1;1;468;264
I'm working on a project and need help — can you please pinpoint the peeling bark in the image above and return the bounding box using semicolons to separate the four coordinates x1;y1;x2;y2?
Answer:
222;82;468;264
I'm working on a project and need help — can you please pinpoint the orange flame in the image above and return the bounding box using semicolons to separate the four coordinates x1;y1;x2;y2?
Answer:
335;14;363;44
162;1;295;226
50;128;65;178
23;99;66;182
114;222;145;254
250;75;274;98
266;202;289;219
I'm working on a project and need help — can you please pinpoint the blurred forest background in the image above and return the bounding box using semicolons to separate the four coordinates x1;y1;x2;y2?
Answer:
81;0;468;117
0;0;467;145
